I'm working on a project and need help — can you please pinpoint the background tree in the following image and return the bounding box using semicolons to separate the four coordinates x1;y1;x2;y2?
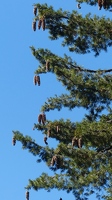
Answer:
13;2;112;200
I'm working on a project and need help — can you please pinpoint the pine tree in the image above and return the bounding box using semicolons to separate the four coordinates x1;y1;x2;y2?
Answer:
13;2;112;200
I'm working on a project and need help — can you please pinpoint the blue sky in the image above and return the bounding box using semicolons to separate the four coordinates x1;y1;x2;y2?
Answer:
0;1;112;200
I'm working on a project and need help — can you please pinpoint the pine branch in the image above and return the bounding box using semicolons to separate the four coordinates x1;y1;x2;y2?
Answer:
30;47;112;76
76;0;112;10
33;4;112;56
70;63;112;74
97;145;112;153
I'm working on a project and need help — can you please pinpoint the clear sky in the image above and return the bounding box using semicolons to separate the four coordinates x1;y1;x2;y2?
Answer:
0;1;112;200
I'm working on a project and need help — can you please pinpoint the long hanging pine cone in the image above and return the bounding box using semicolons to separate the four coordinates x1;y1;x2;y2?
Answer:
44;136;48;145
41;113;46;125
98;0;102;10
33;75;37;85
77;138;82;148
51;156;55;166
46;60;50;72
56;125;60;133
38;18;42;29
42;18;45;31
38;114;42;124
51;155;57;166
102;0;107;9
33;6;37;16
33;75;40;86
26;191;29;200
32;21;36;31
72;137;78;147
12;137;16;146
36;75;40;86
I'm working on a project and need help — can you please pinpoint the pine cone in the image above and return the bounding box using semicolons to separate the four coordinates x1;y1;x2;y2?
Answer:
38;19;42;29
32;21;36;31
26;191;29;200
51;156;55;166
36;75;40;86
102;0;107;9
38;114;42;124
72;137;78;147
78;138;82;148
12;137;16;146
98;0;102;10
41;113;46;125
44;136;48;145
56;126;60;132
52;155;57;165
33;6;37;16
42;18;45;31
46;60;50;72
33;75;37;85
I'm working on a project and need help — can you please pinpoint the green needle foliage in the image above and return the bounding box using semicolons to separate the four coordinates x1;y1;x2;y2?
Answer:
32;3;112;56
76;0;112;9
13;2;112;200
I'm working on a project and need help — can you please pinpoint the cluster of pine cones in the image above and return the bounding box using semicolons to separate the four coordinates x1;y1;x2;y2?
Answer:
43;126;60;145
33;75;40;86
42;122;82;168
38;113;46;125
98;0;107;10
33;61;50;87
72;137;82;148
51;155;61;168
77;0;108;10
32;6;46;31
32;4;83;172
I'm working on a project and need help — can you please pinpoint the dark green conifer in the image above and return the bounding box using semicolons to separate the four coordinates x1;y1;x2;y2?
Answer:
13;2;112;200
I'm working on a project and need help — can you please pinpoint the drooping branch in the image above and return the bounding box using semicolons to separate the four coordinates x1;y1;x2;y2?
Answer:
30;47;112;74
